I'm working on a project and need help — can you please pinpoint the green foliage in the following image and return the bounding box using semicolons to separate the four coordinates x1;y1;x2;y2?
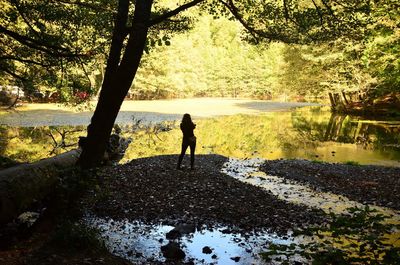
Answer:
133;5;397;101
0;0;113;102
136;16;295;99
344;161;361;166
0;125;84;164
363;1;400;95
261;206;400;264
1;0;397;107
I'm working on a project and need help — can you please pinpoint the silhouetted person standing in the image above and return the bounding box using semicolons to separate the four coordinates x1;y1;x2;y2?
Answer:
177;113;196;170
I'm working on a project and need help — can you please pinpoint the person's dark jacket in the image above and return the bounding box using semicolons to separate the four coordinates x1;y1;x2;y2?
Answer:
180;122;196;141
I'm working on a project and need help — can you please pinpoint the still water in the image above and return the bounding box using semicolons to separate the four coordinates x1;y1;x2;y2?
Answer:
1;106;399;168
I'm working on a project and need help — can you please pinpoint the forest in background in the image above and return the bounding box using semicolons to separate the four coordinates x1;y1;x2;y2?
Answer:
0;2;399;104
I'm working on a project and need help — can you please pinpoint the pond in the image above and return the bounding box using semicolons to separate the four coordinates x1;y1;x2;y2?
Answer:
1;101;399;168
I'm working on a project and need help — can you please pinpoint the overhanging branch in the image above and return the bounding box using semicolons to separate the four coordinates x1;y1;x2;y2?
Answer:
148;0;204;27
0;67;26;81
219;0;266;43
0;25;83;58
0;56;51;67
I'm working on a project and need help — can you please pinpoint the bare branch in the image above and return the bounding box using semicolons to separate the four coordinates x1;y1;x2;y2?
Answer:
320;0;337;19
283;0;289;21
311;0;325;26
47;131;58;146
78;58;93;89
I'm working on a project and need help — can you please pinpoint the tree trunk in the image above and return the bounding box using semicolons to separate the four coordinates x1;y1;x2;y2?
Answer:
0;150;80;224
78;0;154;168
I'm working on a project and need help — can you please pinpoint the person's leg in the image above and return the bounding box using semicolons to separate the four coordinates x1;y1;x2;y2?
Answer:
189;140;196;169
177;141;189;169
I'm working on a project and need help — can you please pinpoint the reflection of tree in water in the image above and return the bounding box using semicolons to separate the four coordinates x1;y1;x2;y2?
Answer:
0;126;85;163
47;127;85;155
284;107;331;150
128;117;175;147
294;111;400;150
1;111;399;165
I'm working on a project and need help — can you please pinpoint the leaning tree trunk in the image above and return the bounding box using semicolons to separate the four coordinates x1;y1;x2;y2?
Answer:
0;150;80;224
78;0;154;168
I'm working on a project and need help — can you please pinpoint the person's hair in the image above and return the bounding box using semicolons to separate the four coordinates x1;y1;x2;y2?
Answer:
182;113;193;125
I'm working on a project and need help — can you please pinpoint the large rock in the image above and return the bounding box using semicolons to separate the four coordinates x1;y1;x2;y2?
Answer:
0;150;80;224
161;242;185;260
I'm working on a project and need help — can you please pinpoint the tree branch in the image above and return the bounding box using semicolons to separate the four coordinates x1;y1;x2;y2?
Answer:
78;58;93;89
320;0;337;19
54;0;114;13
102;0;130;81
10;0;41;38
219;0;267;43
0;25;83;58
311;0;325;27
0;67;26;81
283;0;289;21
0;56;51;67
148;0;204;27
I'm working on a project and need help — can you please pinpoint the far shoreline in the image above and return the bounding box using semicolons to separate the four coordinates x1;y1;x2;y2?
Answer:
0;98;321;127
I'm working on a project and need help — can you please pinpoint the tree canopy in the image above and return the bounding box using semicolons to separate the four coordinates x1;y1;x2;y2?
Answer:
0;0;116;102
0;0;380;98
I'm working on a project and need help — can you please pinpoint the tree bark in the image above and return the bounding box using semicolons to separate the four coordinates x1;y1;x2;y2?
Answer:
78;0;154;168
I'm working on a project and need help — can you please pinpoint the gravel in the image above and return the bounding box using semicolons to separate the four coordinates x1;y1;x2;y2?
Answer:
85;155;325;234
260;159;400;211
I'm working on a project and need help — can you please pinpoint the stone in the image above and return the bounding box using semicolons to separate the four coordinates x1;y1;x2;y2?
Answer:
202;246;212;254
161;242;185;260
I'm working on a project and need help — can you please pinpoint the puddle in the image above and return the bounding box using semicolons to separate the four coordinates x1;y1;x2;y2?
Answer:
221;158;400;223
84;158;399;264
85;216;304;264
221;158;400;250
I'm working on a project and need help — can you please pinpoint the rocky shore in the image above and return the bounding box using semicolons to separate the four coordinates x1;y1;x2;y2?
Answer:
86;155;325;234
4;155;399;265
261;159;400;211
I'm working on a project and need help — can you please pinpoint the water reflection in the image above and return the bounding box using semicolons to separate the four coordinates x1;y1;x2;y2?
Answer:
1;107;399;167
85;216;298;265
124;107;400;166
0;125;84;167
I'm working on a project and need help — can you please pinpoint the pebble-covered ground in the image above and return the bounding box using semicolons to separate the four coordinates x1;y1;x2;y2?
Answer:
260;159;400;211
85;155;325;234
4;155;399;265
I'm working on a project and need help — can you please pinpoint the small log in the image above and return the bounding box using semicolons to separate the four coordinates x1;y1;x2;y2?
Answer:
0;149;80;224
